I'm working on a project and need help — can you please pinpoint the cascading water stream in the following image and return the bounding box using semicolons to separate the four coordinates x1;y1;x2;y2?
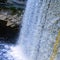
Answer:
0;0;60;60
18;0;60;60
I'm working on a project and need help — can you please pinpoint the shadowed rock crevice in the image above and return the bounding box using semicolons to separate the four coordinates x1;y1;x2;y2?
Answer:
0;20;19;44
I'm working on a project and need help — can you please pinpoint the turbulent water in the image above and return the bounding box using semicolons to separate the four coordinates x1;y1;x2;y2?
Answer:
0;0;60;60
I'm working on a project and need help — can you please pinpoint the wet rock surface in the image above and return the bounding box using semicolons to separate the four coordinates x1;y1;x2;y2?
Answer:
0;20;19;44
0;9;23;27
0;2;24;44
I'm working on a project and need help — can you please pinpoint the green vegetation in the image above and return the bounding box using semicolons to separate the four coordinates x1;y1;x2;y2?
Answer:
0;0;24;15
0;6;23;15
9;6;24;15
9;7;17;15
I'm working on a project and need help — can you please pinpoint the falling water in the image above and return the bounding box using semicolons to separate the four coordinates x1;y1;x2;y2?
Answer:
18;0;60;60
1;0;59;60
0;0;60;60
1;0;60;60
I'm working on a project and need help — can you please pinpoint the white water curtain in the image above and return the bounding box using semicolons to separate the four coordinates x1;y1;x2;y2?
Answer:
18;0;60;60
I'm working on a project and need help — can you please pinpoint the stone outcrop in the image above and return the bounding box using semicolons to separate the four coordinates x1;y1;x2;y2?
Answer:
0;9;24;27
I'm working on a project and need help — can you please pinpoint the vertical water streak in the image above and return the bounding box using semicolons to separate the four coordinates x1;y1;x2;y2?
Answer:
18;0;60;60
18;0;49;60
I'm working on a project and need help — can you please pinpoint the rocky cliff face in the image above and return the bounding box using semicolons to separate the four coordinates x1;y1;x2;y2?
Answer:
0;0;27;60
0;5;24;44
0;9;23;27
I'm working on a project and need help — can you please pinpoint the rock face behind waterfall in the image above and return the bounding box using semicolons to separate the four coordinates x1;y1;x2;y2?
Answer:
18;0;60;60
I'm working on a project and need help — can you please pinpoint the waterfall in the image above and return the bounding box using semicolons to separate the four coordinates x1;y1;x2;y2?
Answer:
18;0;60;60
0;0;60;60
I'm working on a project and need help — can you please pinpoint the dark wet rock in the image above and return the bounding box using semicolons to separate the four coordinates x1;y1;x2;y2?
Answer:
0;21;19;44
0;0;7;3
